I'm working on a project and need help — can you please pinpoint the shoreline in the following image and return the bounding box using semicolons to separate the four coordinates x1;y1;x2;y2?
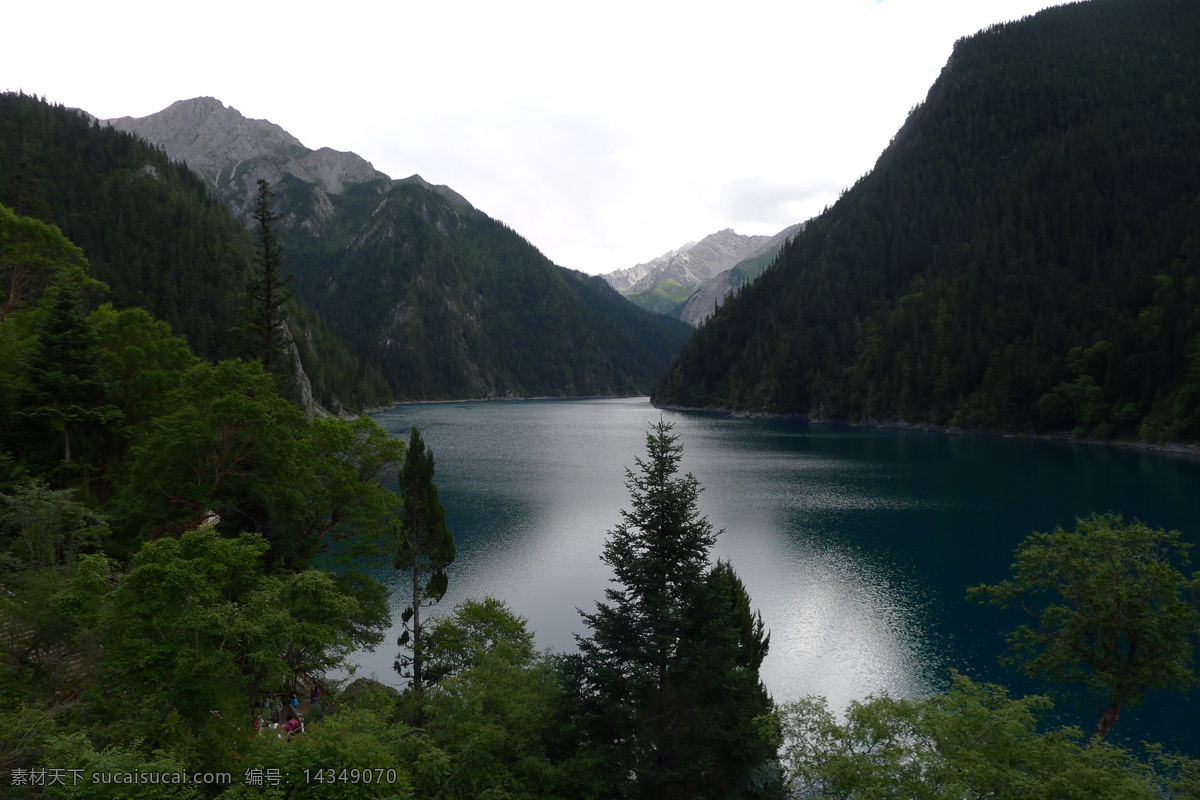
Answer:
373;393;649;409
362;395;1198;458
654;404;1200;458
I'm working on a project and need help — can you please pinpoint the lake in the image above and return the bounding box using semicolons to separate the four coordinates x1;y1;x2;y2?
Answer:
352;396;1200;753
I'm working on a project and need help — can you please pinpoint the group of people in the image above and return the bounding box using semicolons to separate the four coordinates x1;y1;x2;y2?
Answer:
251;684;323;737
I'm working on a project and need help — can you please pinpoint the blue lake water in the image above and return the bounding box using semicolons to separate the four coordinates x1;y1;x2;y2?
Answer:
352;396;1200;753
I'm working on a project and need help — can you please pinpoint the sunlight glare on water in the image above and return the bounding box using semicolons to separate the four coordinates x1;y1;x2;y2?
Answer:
355;398;944;710
351;396;1200;751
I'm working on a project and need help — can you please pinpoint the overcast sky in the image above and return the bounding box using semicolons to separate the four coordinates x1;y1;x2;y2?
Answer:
4;0;1068;275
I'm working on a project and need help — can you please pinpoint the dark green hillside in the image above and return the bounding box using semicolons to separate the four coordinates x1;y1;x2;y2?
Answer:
0;92;246;359
275;177;693;399
0;93;387;410
654;0;1200;442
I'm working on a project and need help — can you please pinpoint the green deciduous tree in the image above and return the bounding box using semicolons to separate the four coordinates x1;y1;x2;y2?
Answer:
286;415;406;570
569;420;780;799
212;683;425;800
779;676;1160;800
82;527;378;752
0;203;91;322
969;512;1200;741
114;359;306;542
91;304;196;434
423;598;596;800
117;359;405;579
0;480;107;569
394;426;455;694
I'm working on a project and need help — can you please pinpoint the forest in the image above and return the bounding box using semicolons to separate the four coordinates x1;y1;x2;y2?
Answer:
1;198;1199;796
654;0;1200;444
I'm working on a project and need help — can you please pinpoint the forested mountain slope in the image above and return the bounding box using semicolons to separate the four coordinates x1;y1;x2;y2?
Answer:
109;98;693;400
274;175;694;398
0;93;389;411
654;0;1200;442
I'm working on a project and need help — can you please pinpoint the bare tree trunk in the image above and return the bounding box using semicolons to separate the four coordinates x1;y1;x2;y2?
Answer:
411;545;422;690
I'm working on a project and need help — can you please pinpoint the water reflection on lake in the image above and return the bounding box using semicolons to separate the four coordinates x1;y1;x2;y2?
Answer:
349;397;1200;752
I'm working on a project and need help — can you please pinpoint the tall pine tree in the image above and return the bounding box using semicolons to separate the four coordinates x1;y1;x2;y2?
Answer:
17;281;120;480
569;420;781;799
244;179;292;374
394;426;455;697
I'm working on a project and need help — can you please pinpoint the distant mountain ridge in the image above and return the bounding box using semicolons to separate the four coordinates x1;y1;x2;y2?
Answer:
602;225;802;325
676;222;804;326
603;229;770;296
106;98;469;218
107;98;693;400
604;242;697;294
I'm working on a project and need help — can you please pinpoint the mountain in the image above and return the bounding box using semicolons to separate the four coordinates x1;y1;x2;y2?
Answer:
106;98;470;219
603;242;696;294
0;92;390;414
676;223;804;326
602;226;799;323
108;99;693;399
654;0;1200;444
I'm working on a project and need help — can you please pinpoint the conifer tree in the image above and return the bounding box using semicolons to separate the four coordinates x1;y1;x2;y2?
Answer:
394;426;455;694
3;134;53;222
569;420;781;799
18;281;120;476
244;179;292;374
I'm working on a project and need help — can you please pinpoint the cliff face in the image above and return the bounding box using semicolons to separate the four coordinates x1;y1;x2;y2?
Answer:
603;243;697;294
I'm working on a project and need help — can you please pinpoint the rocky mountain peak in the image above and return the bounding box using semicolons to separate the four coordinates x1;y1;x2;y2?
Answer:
104;97;390;217
604;228;775;296
107;97;305;181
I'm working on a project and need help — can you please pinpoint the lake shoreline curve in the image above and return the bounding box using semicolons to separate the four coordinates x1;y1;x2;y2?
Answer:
652;404;1200;458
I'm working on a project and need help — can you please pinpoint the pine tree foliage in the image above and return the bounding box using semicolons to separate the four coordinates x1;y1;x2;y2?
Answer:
17;281;121;473
244;179;292;374
394;426;456;693
569;421;781;799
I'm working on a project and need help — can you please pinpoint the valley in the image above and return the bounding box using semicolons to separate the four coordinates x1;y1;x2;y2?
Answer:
2;0;1199;796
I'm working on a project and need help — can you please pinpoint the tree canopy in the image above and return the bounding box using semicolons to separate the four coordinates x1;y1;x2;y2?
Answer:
970;512;1200;741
